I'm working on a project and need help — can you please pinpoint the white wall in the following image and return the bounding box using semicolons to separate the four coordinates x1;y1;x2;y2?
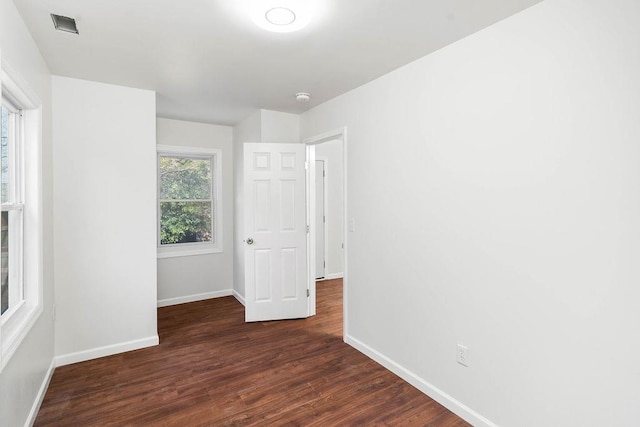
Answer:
0;0;55;426
233;109;300;299
315;139;343;278
53;76;158;365
301;0;640;425
232;110;261;300
156;118;234;305
261;110;300;143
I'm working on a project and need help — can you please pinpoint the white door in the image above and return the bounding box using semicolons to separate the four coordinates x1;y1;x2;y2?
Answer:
315;160;325;279
244;143;309;322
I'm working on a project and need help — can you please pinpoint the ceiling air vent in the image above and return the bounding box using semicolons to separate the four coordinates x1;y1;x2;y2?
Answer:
51;14;79;34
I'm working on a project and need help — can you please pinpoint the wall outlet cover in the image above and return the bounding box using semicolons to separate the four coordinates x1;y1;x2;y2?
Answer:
457;343;469;367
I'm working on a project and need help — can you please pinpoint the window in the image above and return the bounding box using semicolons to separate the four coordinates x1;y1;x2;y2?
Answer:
157;145;222;258
1;64;43;372
1;101;23;318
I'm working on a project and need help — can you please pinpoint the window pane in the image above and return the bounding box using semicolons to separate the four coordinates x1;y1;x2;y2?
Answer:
160;201;212;245
1;106;9;204
1;211;8;315
159;157;211;200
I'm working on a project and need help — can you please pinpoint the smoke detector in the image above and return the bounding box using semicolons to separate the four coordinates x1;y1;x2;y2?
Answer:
296;92;311;103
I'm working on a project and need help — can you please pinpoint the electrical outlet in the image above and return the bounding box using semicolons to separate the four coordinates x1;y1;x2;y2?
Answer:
457;344;469;367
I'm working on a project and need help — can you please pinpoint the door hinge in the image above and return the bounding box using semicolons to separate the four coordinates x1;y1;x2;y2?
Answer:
324;261;326;268
306;225;309;233
305;161;309;170
307;289;310;297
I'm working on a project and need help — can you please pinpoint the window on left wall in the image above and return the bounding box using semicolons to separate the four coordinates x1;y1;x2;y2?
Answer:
1;65;43;372
1;100;23;318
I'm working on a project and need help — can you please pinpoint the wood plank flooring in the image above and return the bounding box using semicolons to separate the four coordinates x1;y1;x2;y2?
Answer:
35;279;469;426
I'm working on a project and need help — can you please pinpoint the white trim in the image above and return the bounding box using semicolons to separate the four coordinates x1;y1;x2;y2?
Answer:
1;60;41;109
54;335;159;367
303;127;346;146
317;273;343;281
304;127;348;335
24;358;55;427
157;247;222;259
0;304;42;371
305;144;317;316
233;290;246;306
345;334;498;427
0;62;44;372
156;144;220;156
157;289;232;307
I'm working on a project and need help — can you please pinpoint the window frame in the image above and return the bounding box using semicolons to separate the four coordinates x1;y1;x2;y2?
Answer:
1;100;25;319
0;63;44;372
156;145;222;258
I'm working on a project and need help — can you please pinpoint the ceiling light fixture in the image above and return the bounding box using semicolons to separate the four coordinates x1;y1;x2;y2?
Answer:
265;7;296;26
51;13;79;34
250;1;316;33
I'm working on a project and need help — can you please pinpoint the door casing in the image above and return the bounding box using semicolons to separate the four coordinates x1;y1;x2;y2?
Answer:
304;127;347;333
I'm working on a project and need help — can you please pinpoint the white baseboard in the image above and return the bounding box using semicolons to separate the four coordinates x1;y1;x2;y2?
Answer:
317;273;344;281
25;358;55;427
55;335;159;367
233;290;246;306
157;289;233;307
345;334;497;427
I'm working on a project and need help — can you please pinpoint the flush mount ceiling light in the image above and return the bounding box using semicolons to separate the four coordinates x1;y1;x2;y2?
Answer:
265;7;296;26
250;0;317;33
51;13;79;34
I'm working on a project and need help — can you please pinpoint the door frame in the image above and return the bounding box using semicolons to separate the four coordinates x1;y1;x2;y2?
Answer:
304;127;347;337
315;157;328;280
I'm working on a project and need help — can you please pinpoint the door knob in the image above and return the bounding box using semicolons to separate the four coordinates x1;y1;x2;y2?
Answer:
246;237;254;245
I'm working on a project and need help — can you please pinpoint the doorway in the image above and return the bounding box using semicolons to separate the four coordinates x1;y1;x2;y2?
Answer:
305;128;346;331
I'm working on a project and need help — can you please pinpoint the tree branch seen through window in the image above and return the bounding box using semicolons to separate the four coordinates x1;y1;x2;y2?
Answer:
159;156;214;245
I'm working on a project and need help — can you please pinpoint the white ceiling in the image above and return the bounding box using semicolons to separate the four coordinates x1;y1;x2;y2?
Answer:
14;0;541;126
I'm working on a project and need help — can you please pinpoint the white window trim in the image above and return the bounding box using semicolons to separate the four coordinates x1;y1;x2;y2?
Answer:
0;60;44;372
2;104;24;317
156;145;222;259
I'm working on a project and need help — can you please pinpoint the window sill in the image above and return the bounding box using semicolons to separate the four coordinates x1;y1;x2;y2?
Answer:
1;301;43;372
157;247;222;259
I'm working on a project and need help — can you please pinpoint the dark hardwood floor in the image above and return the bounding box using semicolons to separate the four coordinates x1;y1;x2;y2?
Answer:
36;279;469;426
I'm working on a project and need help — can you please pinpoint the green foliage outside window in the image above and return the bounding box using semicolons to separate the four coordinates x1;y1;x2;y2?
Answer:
1;107;8;203
159;156;213;245
1;107;8;314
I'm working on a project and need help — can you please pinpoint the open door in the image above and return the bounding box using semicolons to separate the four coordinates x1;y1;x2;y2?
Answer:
244;143;309;322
